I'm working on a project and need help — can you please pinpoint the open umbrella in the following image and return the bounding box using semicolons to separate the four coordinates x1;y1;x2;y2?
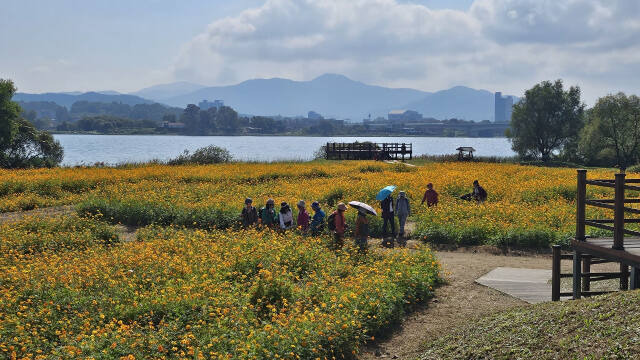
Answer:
348;201;377;216
376;185;396;201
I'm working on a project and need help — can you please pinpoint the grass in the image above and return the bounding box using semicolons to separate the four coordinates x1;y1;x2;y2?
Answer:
420;290;640;359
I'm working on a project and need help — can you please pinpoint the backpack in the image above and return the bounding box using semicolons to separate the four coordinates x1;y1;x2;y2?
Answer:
327;212;336;231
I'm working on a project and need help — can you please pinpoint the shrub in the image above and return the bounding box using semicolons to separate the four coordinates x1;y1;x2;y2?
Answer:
359;164;383;173
167;145;232;165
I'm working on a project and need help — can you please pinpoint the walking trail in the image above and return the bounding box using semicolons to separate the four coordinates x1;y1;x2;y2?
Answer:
358;246;565;360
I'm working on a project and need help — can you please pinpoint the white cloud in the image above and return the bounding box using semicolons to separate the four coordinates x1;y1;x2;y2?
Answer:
172;0;640;104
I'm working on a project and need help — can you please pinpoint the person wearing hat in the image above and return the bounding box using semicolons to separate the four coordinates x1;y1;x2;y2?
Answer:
279;201;294;231
310;201;325;236
241;197;258;228
259;198;278;228
297;200;310;233
395;191;410;245
354;208;369;253
331;202;348;250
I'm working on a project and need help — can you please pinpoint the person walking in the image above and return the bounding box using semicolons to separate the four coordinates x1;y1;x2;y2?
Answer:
354;209;369;253
259;198;278;229
241;198;258;228
380;193;395;240
279;201;294;231
395;191;410;245
330;202;347;250
421;183;438;207
296;200;310;233
310;201;326;236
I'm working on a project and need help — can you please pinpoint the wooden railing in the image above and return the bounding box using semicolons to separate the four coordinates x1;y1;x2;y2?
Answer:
324;142;412;161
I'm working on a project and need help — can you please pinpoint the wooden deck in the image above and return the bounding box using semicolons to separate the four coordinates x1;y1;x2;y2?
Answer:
573;237;640;268
476;267;555;304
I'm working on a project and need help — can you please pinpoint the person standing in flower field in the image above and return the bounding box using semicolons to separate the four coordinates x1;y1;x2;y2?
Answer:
395;191;410;245
297;200;310;233
421;183;438;207
328;202;347;250
241;198;258;227
279;201;294;231
310;201;326;236
354;209;369;253
380;193;396;239
259;198;278;229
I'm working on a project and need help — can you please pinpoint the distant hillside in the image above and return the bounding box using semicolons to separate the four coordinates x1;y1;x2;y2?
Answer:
403;86;497;121
163;74;431;120
13;92;153;108
131;81;206;102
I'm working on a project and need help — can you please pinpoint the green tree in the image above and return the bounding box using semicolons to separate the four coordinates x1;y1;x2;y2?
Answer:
216;106;239;133
0;79;20;150
507;80;584;161
579;93;640;171
181;104;201;135
0;79;64;168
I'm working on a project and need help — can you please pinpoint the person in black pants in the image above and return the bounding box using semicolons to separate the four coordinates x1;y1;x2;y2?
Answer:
380;194;395;240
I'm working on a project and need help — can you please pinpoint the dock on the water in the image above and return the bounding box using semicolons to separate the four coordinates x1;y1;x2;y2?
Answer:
324;142;412;161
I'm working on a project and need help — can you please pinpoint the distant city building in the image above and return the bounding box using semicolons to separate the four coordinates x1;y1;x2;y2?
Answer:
199;99;224;110
308;111;324;120
388;110;422;122
494;92;514;123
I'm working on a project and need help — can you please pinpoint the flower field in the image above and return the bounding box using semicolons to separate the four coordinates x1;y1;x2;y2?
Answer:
0;219;440;359
0;160;626;358
0;161;622;246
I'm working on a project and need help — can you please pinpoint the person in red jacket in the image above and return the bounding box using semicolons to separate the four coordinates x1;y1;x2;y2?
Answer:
421;183;439;207
332;202;347;250
296;200;310;233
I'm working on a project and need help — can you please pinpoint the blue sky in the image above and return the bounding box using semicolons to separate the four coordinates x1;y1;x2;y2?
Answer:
1;0;638;104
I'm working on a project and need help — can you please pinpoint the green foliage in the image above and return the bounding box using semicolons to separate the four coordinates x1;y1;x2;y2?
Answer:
359;164;384;173
508;79;585;161
0;215;119;256
167;145;232;165
321;187;345;207
579;92;640;170
0;79;64;168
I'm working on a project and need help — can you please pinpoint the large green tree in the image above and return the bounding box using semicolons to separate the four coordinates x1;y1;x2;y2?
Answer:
508;80;584;161
579;93;640;171
0;79;64;168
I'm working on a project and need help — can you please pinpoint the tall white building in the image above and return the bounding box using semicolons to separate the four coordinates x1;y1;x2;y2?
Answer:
494;92;513;123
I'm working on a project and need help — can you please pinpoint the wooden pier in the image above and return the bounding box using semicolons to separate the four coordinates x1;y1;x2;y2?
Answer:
324;142;412;161
552;169;640;301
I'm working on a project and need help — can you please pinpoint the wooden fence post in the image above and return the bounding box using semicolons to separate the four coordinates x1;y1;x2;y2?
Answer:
582;255;591;292
576;169;587;241
552;245;561;301
614;172;625;250
573;250;582;299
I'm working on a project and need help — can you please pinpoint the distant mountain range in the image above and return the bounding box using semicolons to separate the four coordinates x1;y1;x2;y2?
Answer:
13;92;153;108
15;74;518;121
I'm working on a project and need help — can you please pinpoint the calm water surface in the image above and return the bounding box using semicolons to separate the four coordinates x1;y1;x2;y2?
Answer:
53;135;515;166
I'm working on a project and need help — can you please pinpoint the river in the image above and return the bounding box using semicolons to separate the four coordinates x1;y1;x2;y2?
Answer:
53;134;515;166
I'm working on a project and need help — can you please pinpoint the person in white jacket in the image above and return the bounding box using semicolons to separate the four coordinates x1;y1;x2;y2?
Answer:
279;201;294;231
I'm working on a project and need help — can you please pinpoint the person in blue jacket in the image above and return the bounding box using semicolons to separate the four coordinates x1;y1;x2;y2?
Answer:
310;201;326;236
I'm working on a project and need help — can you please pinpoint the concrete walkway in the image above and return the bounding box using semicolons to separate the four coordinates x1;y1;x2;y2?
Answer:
475;267;554;304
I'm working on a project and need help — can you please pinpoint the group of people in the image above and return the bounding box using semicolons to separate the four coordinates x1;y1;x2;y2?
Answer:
239;179;487;252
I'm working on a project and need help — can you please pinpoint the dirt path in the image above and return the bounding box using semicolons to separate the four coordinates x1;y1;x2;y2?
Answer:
0;206;139;242
0;205;75;224
358;248;569;360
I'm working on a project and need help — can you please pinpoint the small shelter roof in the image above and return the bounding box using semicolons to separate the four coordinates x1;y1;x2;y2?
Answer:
456;146;475;152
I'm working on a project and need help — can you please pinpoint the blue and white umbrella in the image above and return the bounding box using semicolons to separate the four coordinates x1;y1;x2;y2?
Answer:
376;185;396;201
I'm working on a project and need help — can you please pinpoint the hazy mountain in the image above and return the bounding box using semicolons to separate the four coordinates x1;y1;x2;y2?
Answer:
131;81;206;102
403;86;495;121
163;74;431;120
13;92;154;108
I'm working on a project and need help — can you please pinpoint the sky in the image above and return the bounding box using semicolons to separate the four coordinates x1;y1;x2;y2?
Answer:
1;0;638;105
